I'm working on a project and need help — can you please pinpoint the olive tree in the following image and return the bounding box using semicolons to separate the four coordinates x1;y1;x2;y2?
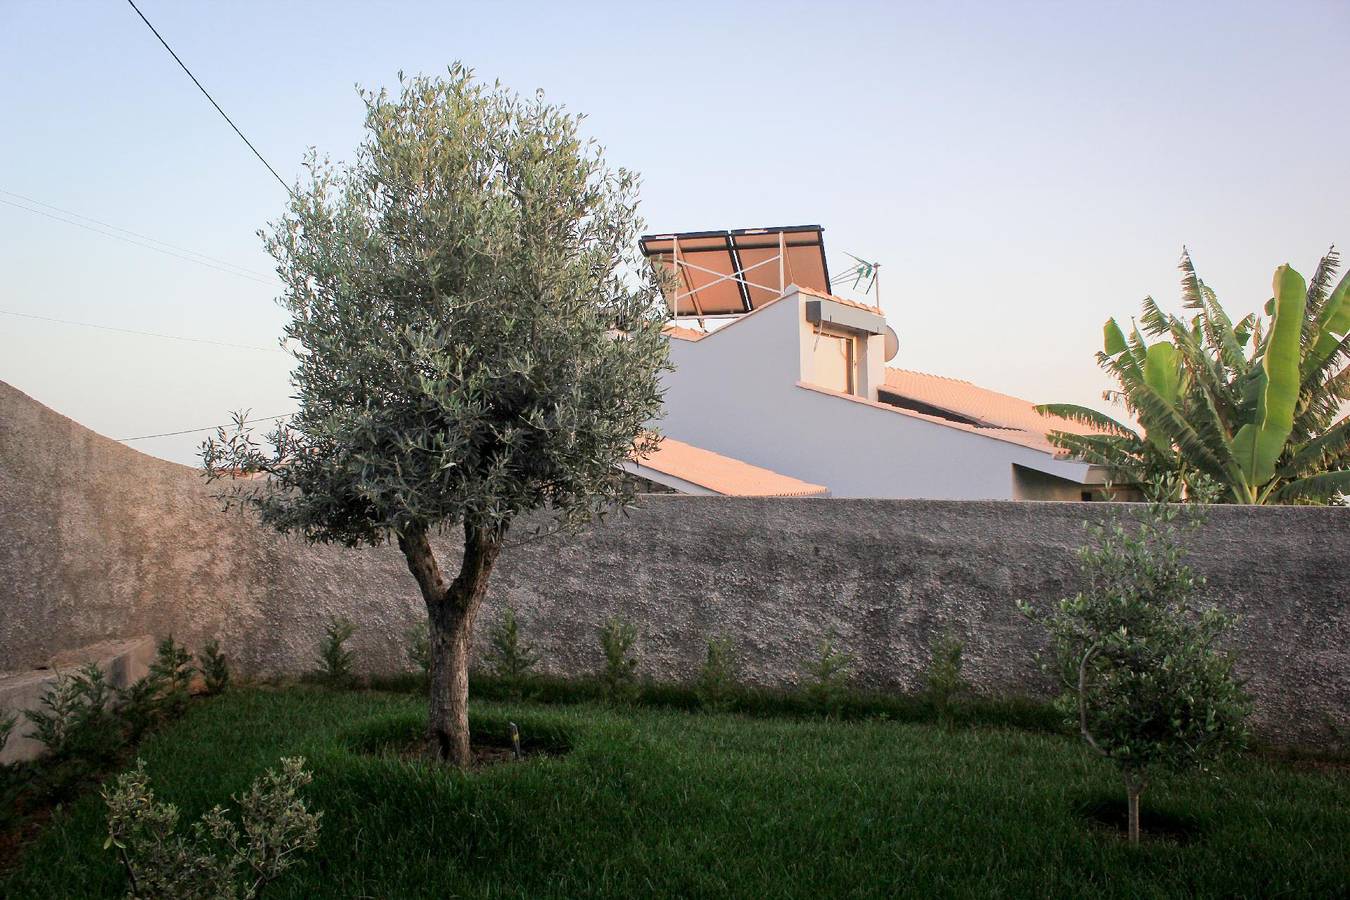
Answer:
1020;501;1249;844
201;66;668;766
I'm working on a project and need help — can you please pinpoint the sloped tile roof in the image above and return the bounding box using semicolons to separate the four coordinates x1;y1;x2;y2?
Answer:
794;285;884;315
879;368;1105;454
661;323;708;342
634;436;828;497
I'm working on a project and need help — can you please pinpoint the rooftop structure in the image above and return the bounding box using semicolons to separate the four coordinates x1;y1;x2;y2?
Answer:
636;223;1117;501
623;436;828;497
640;225;831;322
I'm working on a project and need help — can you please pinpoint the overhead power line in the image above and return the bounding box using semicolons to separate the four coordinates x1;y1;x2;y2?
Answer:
0;189;276;281
124;0;293;197
119;413;292;442
0;308;286;353
0;196;278;287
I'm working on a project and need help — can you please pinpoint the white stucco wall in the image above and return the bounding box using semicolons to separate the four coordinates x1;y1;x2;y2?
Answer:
660;288;1091;500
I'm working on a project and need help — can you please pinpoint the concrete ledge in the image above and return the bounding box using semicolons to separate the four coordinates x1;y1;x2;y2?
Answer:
0;636;154;764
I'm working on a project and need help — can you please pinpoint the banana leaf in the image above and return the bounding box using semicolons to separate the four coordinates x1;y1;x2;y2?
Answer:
1231;265;1306;488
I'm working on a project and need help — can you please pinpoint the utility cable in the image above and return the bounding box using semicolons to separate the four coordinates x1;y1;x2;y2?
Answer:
0;197;277;287
0;308;286;353
124;0;294;197
118;413;292;442
0;188;275;280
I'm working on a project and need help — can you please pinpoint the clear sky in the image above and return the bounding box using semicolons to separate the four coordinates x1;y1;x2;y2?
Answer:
2;1;1346;465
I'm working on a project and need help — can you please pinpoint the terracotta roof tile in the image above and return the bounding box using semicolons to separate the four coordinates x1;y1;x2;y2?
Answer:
879;368;1106;454
662;324;708;342
634;436;828;497
794;284;884;315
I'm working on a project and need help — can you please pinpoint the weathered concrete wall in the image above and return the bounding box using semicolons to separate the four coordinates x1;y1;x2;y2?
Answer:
1;381;1347;748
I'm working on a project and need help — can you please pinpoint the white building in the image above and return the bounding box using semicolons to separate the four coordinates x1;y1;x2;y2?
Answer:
624;224;1114;501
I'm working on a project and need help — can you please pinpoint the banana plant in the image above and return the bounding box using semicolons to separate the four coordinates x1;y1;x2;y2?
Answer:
1037;249;1350;504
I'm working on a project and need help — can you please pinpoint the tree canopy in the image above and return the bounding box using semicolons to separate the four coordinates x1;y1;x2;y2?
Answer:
1020;501;1249;843
202;65;670;764
1038;249;1350;503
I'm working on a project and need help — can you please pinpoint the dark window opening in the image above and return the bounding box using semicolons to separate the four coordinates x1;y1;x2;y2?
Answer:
876;390;985;427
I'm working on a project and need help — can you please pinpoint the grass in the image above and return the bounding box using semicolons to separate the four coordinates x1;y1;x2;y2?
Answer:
3;687;1347;899
374;671;1069;733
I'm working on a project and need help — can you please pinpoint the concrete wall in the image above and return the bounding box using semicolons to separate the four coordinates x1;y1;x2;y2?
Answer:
1;380;1347;748
663;288;1093;499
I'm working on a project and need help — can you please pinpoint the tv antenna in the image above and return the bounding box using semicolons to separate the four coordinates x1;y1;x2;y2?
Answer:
830;251;882;306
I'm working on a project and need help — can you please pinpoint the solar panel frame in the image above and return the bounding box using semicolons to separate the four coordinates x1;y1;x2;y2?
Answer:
639;225;830;317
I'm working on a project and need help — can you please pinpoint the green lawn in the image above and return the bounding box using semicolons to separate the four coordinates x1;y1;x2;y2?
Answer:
4;687;1346;898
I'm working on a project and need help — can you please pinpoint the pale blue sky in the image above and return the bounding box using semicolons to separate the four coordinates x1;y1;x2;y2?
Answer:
2;1;1346;464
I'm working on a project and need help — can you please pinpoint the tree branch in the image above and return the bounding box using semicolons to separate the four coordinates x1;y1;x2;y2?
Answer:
1078;645;1106;757
398;526;447;607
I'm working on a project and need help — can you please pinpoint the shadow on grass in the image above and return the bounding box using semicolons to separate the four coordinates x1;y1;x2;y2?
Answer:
339;709;574;769
1071;792;1205;845
364;671;1066;735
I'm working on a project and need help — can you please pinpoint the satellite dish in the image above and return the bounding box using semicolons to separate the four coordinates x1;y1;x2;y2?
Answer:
884;326;899;362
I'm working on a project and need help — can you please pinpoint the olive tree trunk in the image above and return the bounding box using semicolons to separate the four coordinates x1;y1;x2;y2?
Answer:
399;521;505;767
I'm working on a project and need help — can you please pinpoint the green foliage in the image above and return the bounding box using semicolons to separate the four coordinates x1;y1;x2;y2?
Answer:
119;637;207;743
1038;249;1350;503
13;641;210;806
404;621;431;678
0;708;17;828
0;707;16;757
485;607;538;699
103;757;321;900
25;664;118;764
923;632;967;726
23;664;121;799
803;633;853;717
197;62;671;761
1230;265;1307;486
117;674;169;745
198;63;670;546
316;617;356;686
598;618;639;703
694;635;739;712
8;689;1347;899
1020;501;1250;842
151;635;197;719
198;640;232;696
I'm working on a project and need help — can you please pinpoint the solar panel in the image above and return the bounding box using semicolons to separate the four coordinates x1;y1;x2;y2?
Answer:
639;225;831;318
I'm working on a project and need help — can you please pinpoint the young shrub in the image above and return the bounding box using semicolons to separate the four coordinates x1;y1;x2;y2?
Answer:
695;635;739;713
118;637;203;743
198;639;232;696
485;606;538;699
104;757;321;899
0;708;16;756
1020;501;1250;844
117;674;169;745
405;621;431;680
25;664;118;762
150;636;196;718
803;632;853;718
923;631;967;728
316;617;356;686
25;664;121;797
0;709;19;829
598;618;639;703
